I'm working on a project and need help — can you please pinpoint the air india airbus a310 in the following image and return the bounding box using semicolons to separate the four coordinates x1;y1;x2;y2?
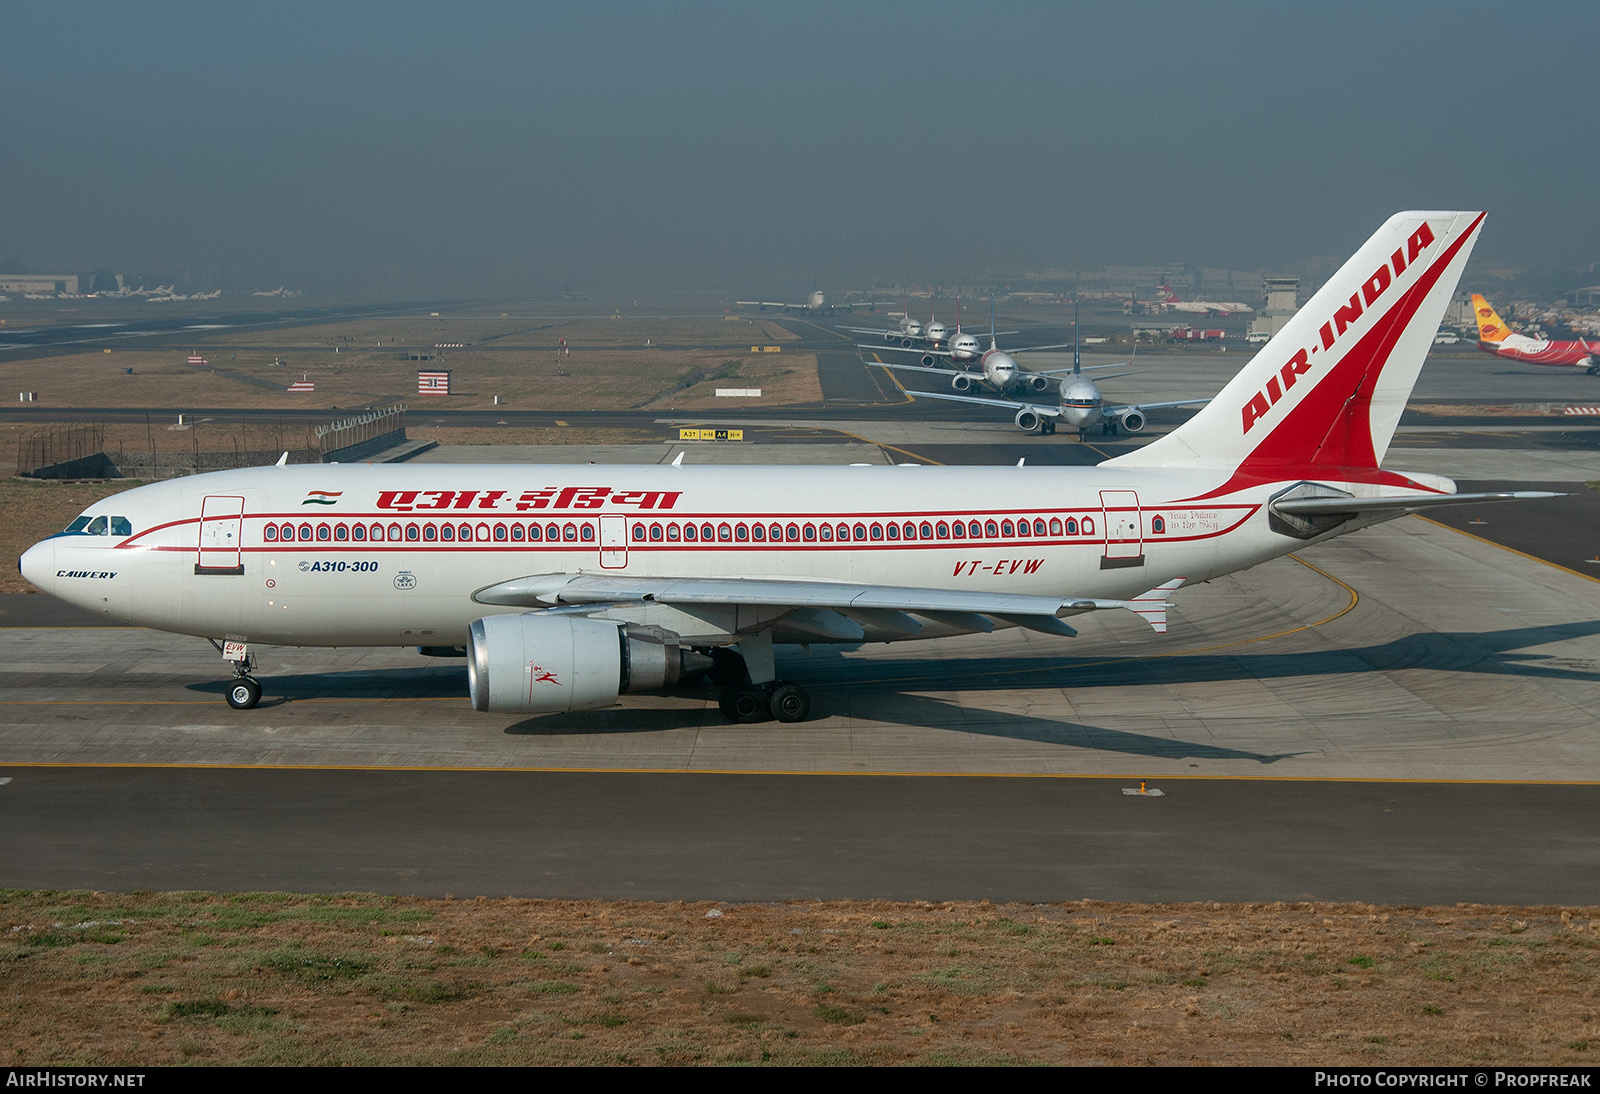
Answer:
21;211;1558;724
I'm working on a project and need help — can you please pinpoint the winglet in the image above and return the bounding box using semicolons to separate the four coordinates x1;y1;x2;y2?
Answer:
1128;578;1185;633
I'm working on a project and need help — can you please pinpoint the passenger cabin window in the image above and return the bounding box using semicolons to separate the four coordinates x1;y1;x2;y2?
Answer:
264;524;279;542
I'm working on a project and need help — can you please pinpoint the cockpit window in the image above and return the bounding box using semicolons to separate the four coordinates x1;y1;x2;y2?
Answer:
64;516;92;533
110;516;132;537
86;516;108;535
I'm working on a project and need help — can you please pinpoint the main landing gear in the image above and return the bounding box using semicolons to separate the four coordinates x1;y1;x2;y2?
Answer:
702;641;814;723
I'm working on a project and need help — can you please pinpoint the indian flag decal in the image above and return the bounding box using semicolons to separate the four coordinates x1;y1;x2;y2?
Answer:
302;490;343;506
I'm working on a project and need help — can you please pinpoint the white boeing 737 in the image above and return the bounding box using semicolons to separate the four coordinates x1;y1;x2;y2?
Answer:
21;211;1558;724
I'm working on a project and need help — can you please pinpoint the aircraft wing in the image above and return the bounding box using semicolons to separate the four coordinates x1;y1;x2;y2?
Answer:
473;574;1186;634
737;300;802;309
1104;397;1211;417
1030;363;1135;376
1006;342;1074;354
858;344;953;358
905;388;1062;419
864;359;962;378
842;326;901;337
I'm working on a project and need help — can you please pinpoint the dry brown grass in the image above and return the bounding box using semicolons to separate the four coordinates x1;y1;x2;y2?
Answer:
1;315;819;415
3;891;1597;1066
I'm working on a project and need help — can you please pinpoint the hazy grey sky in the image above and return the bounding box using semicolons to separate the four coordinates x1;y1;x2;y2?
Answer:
5;1;1596;297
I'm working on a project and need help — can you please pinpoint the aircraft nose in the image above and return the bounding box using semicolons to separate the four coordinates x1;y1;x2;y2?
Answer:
19;538;55;593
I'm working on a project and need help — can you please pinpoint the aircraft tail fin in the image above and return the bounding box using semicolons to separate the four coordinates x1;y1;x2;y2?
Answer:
1106;211;1486;481
1470;293;1512;343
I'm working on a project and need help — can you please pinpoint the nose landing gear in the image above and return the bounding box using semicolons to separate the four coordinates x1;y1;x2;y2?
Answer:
210;639;263;710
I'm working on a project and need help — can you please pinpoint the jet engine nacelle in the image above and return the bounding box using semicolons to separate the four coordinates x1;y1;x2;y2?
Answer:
467;614;705;714
1118;409;1146;433
951;372;974;393
1026;374;1050;393
920;353;937;367
1014;408;1041;432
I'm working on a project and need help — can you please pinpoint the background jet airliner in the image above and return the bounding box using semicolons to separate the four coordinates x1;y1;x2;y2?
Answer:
21;210;1558;727
1471;293;1600;374
888;299;1198;434
736;289;829;314
861;298;1051;393
1156;285;1255;316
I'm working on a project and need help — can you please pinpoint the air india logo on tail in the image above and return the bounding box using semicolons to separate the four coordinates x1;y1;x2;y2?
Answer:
1240;221;1437;435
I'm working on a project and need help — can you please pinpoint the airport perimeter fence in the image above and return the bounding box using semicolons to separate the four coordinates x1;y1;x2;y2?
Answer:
15;423;107;479
314;403;406;463
16;404;407;480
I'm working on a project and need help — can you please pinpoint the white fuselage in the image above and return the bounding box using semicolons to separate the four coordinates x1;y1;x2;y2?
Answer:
979;348;1020;392
948;332;981;363
20;460;1362;650
1056;377;1106;430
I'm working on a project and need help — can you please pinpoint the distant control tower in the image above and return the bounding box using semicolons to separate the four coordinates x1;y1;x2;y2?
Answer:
1247;277;1300;341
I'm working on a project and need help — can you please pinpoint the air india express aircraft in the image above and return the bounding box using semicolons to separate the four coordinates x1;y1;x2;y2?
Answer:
21;211;1556;724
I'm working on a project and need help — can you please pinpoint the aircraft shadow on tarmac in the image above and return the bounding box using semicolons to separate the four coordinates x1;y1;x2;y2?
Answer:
790;618;1600;693
504;691;1300;765
174;619;1599;763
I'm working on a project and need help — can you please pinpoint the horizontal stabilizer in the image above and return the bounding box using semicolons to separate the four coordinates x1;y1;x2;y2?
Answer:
1273;491;1563;516
1126;579;1185;633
